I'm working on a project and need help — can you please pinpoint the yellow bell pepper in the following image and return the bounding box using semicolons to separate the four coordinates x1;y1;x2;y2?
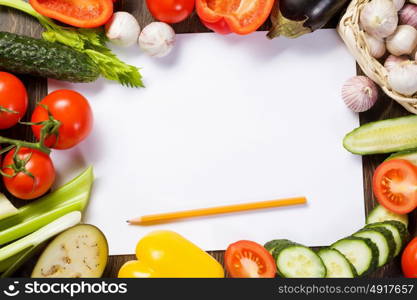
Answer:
118;230;224;278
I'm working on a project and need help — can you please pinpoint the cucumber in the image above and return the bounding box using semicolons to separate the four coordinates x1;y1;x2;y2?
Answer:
386;149;417;165
317;248;357;278
353;228;395;267
0;32;100;83
366;221;409;256
366;205;408;227
264;239;293;254
343;115;417;155
270;241;326;278
331;237;379;276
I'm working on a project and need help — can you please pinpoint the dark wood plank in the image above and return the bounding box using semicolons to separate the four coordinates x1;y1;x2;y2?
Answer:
0;1;411;278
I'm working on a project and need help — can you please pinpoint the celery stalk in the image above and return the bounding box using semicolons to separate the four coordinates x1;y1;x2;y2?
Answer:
0;211;81;261
0;166;93;245
0;194;18;220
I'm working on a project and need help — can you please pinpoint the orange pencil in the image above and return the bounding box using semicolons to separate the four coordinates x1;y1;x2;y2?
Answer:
128;196;307;225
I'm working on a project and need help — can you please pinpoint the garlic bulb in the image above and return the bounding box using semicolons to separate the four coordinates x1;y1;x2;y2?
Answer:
393;0;406;11
360;0;399;38
388;61;417;96
364;32;386;58
105;12;141;47
342;76;378;112
399;4;417;28
138;22;176;58
384;55;408;71
386;25;417;55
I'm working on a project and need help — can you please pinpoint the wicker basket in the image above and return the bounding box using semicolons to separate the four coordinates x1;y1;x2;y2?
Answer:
338;0;417;114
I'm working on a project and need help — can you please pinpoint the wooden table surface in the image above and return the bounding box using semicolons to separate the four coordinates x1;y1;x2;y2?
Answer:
0;0;415;278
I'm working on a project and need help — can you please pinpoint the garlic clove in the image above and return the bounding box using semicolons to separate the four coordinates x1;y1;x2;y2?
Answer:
342;76;378;113
384;54;408;71
399;3;417;29
388;61;417;96
386;25;417;56
360;0;399;39
105;12;141;47
393;0;406;11
138;22;176;58
364;32;386;58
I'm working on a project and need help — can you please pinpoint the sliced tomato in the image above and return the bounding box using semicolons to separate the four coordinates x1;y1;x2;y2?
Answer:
196;0;274;35
373;159;417;214
225;240;276;278
29;0;113;28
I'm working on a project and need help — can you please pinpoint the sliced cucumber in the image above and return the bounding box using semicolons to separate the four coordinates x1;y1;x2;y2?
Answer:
317;248;357;278
264;239;293;254
366;205;408;227
386;149;417;165
331;237;379;276
271;241;326;278
343;115;417;155
366;221;408;256
353;228;395;267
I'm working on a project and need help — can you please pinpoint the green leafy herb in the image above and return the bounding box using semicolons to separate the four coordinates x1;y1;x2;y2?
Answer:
0;0;143;87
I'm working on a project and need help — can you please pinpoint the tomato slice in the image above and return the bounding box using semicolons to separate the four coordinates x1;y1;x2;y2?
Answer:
373;159;417;214
29;0;113;28
225;240;276;278
196;0;274;35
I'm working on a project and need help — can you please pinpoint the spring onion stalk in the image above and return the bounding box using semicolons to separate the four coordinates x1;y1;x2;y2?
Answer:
0;211;81;262
0;245;40;278
0;0;143;87
0;166;93;245
0;194;18;220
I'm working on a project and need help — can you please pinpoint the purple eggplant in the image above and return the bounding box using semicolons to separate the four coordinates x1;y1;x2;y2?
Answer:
268;0;350;39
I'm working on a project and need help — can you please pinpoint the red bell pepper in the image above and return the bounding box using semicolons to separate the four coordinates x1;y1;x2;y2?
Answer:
29;0;114;28
196;0;274;35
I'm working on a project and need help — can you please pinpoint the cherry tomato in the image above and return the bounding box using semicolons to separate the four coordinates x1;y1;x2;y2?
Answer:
31;89;93;150
373;159;417;214
225;240;277;278
146;0;195;24
2;148;55;200
0;72;28;130
402;237;417;278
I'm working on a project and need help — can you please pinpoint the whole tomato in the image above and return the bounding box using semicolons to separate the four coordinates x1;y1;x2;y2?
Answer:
402;237;417;278
0;72;28;129
31;89;93;150
146;0;195;23
2;147;55;200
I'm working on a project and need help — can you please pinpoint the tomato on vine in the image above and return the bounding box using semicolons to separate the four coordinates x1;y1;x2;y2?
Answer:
0;72;28;129
2;147;55;200
30;89;93;150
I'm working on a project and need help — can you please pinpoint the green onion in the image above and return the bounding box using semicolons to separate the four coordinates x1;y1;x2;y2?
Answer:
0;194;18;220
0;166;93;245
0;0;143;87
0;211;81;262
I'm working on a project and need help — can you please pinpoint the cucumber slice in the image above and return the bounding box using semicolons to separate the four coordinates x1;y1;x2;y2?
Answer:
366;221;409;256
317;248;357;278
331;237;379;276
353;228;395;267
264;239;293;254
386;149;417;165
367;205;408;227
343;115;417;155
274;244;326;278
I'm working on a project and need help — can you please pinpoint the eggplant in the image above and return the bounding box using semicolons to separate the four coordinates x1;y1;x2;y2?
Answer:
268;0;350;39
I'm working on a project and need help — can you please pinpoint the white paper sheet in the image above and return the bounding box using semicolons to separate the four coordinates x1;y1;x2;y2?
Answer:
48;30;363;255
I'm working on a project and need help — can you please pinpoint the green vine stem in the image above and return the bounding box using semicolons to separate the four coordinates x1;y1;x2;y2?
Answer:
0;105;18;114
0;136;50;155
